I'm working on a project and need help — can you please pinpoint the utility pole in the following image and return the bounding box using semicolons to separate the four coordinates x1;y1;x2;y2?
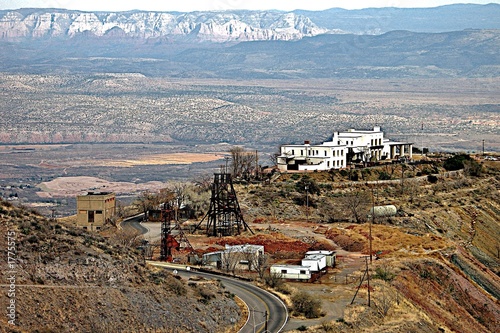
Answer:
482;139;485;156
351;256;371;307
366;256;371;307
421;123;424;157
370;185;374;263
305;185;309;222
224;156;230;174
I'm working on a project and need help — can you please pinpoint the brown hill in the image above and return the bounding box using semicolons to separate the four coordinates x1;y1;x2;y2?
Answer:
236;155;500;332
0;202;240;333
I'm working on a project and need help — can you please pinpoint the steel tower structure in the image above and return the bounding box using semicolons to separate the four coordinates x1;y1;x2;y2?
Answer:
197;173;252;237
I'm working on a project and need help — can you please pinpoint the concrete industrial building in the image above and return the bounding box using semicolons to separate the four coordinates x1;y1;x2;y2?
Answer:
76;192;116;231
277;127;413;172
202;244;265;271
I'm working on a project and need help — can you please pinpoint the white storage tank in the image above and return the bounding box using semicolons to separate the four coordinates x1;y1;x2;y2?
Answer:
369;205;397;217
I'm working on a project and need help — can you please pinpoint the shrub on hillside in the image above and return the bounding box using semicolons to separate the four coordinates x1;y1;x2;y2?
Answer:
442;154;482;176
291;291;322;318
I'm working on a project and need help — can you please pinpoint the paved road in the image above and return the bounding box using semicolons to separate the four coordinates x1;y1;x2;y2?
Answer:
121;213;148;234
149;262;288;333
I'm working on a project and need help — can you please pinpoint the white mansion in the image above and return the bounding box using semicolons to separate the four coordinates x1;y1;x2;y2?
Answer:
277;127;413;172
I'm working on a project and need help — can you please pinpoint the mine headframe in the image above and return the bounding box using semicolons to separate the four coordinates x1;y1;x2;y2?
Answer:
160;203;176;261
159;202;194;262
196;173;253;237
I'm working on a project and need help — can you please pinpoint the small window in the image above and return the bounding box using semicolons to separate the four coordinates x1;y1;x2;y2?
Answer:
281;269;287;274
83;226;87;230
300;270;306;274
324;151;327;156
301;150;303;155
95;210;102;214
291;149;295;155
88;211;94;223
96;226;101;230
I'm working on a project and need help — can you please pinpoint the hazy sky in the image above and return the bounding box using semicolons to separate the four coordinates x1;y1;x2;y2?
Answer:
2;0;499;11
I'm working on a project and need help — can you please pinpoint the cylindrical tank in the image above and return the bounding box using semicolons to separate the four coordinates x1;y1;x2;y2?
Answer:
369;205;397;217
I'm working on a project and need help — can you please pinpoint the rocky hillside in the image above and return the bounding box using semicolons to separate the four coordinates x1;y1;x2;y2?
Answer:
237;156;500;332
0;202;240;332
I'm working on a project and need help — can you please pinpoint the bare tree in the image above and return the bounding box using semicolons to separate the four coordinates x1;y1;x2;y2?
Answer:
230;147;257;179
111;228;143;247
221;247;240;275
184;184;211;219
134;190;157;219
250;252;269;279
372;281;396;318
167;182;189;209
341;190;371;223
193;173;213;192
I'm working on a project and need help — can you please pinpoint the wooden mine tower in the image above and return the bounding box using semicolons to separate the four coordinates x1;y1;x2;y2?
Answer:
160;203;194;262
160;203;177;261
196;173;252;237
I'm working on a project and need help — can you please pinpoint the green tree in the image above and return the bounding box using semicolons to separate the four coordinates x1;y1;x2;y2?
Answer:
296;175;321;195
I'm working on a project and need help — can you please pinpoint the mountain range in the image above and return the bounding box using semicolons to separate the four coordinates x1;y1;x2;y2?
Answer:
1;4;500;42
0;4;499;79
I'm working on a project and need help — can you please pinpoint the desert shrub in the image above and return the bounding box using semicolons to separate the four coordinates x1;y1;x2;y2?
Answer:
292;291;322;318
26;235;39;244
291;174;301;180
463;159;482;176
264;272;284;289
372;283;396;318
320;320;335;332
165;276;187;296
297;325;308;331
275;283;291;295
373;265;395;282
296;175;321;195
350;172;359;181
427;174;438;183
193;284;216;304
443;154;472;171
320;183;333;191
378;171;391;180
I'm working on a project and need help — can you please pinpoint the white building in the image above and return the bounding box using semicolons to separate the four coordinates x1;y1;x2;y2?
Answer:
270;264;311;281
277;127;413;172
301;254;327;272
305;250;336;267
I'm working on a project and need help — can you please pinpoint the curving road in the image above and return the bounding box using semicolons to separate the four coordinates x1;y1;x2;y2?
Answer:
126;213;288;332
148;262;288;333
120;213;148;234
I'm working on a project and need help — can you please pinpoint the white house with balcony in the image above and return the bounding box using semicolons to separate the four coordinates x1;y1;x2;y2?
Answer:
277;127;412;172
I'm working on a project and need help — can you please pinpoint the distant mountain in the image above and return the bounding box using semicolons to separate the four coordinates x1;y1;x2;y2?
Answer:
0;4;499;42
0;28;498;79
0;8;327;42
0;4;499;79
295;3;500;34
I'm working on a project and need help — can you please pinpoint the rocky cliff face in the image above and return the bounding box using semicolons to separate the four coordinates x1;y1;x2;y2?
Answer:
0;9;329;41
